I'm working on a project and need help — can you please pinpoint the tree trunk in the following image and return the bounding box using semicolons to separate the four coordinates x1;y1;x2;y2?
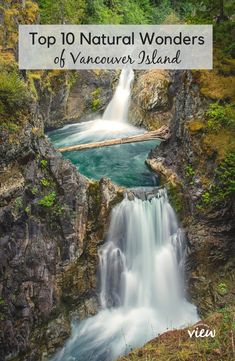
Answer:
58;126;170;153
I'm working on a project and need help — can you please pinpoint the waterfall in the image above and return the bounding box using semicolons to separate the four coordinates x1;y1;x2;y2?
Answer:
48;68;140;148
51;189;198;361
102;68;134;122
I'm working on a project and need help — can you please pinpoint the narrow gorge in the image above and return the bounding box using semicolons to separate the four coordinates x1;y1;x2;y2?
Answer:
0;3;234;360
47;70;198;361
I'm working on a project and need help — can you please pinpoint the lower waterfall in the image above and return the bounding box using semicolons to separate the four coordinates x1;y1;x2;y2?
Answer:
51;189;198;361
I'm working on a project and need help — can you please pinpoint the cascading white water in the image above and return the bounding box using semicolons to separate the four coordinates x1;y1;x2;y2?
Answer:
49;68;142;149
102;68;134;122
51;189;198;361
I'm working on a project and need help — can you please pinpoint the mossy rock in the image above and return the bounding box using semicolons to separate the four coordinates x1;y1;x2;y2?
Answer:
197;70;235;101
202;129;235;161
167;183;185;218
187;120;205;133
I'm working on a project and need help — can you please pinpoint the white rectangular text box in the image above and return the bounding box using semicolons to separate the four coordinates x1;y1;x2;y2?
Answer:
19;25;213;70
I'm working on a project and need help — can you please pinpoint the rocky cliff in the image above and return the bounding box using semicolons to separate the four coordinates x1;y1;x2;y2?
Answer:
0;87;123;361
35;69;171;131
129;70;173;130
34;70;118;130
147;69;235;317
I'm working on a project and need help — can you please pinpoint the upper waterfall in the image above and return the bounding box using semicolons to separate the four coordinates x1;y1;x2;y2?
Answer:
102;68;134;122
48;68;142;149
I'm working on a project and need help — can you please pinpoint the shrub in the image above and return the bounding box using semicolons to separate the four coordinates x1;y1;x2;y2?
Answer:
25;206;31;214
14;197;23;212
92;98;101;112
206;103;234;132
31;187;38;195
38;0;86;24
151;0;174;24
198;152;235;209
40;178;50;187
201;191;211;205
39;192;56;208
91;88;101;98
217;282;228;295
185;164;195;178
215;151;235;199
0;71;29;114
0;122;20;132
40;159;48;169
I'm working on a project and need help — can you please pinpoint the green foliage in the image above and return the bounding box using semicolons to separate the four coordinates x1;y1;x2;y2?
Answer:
40;159;48;169
67;72;78;88
206;102;234;132
54;204;65;215
215;151;235;199
92;99;101;112
0;122;20;133
0;71;29;116
38;0;158;25
25;206;31;214
40;177;50;187
91;88;101;112
185;164;195;178
39;191;56;208
217;282;228;295
91;88;101;98
219;306;234;326
37;0;235;31
206;103;227;122
151;0;175;24
86;0;153;24
167;183;184;215
195;203;203;211
38;0;86;24
201;191;211;205
198;152;235;209
31;186;38;195
213;21;235;57
86;0;122;24
14;197;23;212
0;298;5;306
119;0;153;24
180;1;234;56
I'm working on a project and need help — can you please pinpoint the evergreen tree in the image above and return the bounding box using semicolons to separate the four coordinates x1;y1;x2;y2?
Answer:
38;0;86;24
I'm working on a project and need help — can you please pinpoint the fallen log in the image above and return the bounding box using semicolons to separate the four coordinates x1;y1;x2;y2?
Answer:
58;126;170;153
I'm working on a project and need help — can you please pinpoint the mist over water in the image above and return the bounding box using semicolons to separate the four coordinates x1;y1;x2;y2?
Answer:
51;190;198;361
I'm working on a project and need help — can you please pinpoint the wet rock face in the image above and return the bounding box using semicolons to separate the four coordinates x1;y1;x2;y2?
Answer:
38;70;117;130
38;69;173;132
66;70;117;123
185;208;235;316
129;70;173;130
148;70;235;316
0;121;124;360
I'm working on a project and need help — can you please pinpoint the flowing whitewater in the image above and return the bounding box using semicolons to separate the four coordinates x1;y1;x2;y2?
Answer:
47;68;156;187
51;189;198;361
102;68;134;122
48;68;143;150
